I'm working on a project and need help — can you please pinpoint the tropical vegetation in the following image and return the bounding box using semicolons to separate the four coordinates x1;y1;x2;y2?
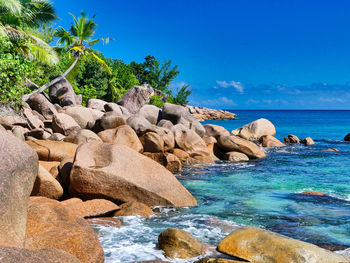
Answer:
0;0;192;107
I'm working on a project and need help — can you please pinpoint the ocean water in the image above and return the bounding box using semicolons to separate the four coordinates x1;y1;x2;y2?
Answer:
93;110;350;262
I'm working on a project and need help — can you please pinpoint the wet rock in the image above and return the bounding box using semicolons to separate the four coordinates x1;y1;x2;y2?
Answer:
49;76;82;106
231;118;276;141
217;135;266;159
69;142;197;207
98;125;143;153
31;165;63;200
300;191;327;196
113;201;154;218
284;134;300;144
0;131;38;247
223;151;249;162
322;148;339;152
117;84;160;114
260;135;286;147
26;140;77;161
194;258;243;263
52;113;80;136
25;197;104;263
86;217;122;228
158;228;206;259
344;133;350;141
0;247;81;263
217;226;349;263
301;137;315;146
27;93;58;120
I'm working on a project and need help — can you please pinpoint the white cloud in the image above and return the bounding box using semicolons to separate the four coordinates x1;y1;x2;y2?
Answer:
216;80;244;93
203;96;236;107
170;81;188;90
318;97;344;103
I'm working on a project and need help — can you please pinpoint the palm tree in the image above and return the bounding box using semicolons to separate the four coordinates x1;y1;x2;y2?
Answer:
0;0;58;65
22;11;113;101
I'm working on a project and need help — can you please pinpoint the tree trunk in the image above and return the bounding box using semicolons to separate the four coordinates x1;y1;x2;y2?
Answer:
22;56;80;102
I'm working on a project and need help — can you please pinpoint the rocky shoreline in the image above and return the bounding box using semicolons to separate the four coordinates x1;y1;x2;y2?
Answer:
0;79;349;262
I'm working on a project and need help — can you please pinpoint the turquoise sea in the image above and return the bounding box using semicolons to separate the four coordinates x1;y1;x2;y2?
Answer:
94;110;350;262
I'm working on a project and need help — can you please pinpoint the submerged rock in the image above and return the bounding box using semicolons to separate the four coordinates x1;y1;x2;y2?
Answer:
158;228;206;259
69;142;197;207
217;226;349;263
231;118;276;141
284;134;300;144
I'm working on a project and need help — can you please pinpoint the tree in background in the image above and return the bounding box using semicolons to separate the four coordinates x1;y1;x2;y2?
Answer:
0;0;58;65
170;84;192;105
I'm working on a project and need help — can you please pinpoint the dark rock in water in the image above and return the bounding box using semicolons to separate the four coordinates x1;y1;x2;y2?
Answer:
117;84;161;114
284;134;300;144
49;76;82;106
344;133;350;141
287;192;349;205
0;247;81;263
322;148;339;152
301;137;315;146
158;228;207;259
0;131;38;247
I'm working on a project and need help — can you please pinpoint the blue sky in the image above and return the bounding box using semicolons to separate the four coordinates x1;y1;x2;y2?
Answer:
53;0;350;109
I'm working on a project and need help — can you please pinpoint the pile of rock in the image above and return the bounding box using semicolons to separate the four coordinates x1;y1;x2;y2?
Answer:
186;105;236;121
157;226;350;262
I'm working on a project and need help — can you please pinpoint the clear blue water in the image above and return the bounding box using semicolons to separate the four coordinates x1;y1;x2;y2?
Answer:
94;110;350;262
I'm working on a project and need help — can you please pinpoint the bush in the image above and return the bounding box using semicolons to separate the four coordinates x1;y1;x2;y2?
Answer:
73;84;98;106
149;95;165;107
0;37;40;106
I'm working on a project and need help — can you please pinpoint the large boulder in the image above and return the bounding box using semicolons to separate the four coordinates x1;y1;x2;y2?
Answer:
64;129;102;145
31;165;63;200
158;228;206;259
0;131;38;247
117;84;160;114
157;119;174;130
52;113;80;136
25;197;104;263
23;107;45;129
69;142;197;207
0;247;81;263
61;198;119;218
87;99;106;112
345;133;350;141
171;124;210;157
49;76;82;106
138;104;162;124
65;106;94;129
231;118;276;141
27;93;58;120
113;201;154;218
204;124;230;139
126;114;152;135
97;125;143;153
26;140;77;161
217;135;266;159
140;126;175;152
260;135;286;148
217;226;349;263
162;103;205;137
93;112;126;132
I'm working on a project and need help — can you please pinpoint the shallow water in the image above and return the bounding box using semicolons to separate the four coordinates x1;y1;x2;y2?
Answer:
94;110;350;262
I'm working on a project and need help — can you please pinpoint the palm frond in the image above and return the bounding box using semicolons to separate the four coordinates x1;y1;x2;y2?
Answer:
23;0;57;27
26;32;59;65
0;0;22;15
88;51;112;74
87;37;113;47
54;26;74;46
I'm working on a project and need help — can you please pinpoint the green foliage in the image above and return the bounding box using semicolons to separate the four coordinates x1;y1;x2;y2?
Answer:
73;83;97;106
0;36;39;105
130;55;179;93
149;95;165;107
171;84;192;105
